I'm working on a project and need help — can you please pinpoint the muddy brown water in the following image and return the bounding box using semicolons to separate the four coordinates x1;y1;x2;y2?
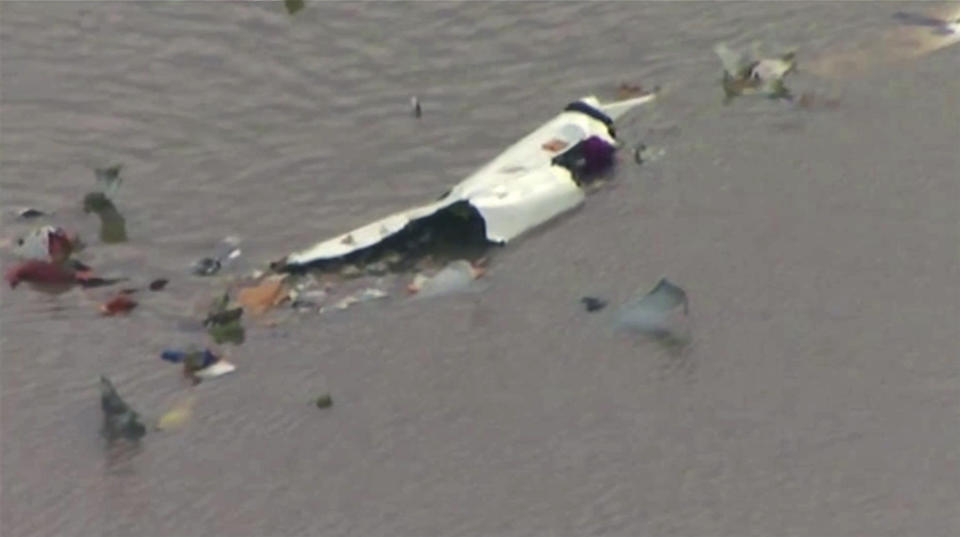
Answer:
2;2;958;536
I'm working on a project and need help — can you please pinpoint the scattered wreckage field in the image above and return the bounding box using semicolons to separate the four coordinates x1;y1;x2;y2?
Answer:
3;1;958;468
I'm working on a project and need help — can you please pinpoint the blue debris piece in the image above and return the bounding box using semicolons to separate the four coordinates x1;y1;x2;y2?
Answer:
161;348;218;369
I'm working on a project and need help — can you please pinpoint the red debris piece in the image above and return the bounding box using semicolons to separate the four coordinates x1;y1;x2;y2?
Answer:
5;259;78;288
100;294;138;316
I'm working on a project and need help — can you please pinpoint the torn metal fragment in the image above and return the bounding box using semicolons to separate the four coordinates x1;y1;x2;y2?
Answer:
715;42;796;103
615;278;689;339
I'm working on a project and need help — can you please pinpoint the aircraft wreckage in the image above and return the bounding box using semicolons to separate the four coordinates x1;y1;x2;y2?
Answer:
273;91;657;274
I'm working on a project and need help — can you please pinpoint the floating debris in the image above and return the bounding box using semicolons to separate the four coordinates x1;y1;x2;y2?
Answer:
161;348;236;382
615;278;690;346
100;294;137;316
193;359;236;379
323;287;389;313
275;93;658;274
6;256;125;291
213;236;242;263
16;208;46;219
284;0;305;15
148;278;169;291
192;257;221;276
408;259;485;299
100;376;146;442
315;394;333;409
6;259;80;290
289;288;327;310
83;192;128;243
581;296;608;312
12;225;78;263
634;144;666;165
192;237;241;276
714;42;796;103
411;96;422;118
633;144;647;165
156;397;194;432
203;307;243;327
14;226;79;263
237;276;288;315
207;319;245;345
203;292;245;344
95;164;123;196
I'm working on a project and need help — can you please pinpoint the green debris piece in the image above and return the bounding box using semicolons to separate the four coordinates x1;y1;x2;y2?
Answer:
315;394;333;409
204;291;245;344
204;307;243;327
284;0;305;15
208;319;245;345
83;192;128;243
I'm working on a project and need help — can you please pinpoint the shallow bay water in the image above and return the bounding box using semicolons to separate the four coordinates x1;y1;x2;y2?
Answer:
2;2;958;536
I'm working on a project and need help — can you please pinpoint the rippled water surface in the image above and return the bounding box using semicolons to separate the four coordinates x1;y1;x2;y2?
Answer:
2;2;959;536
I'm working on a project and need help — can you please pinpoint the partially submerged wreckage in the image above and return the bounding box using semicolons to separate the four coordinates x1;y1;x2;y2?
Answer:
272;92;657;275
714;42;797;103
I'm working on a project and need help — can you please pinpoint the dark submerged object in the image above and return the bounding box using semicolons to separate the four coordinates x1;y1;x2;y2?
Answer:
17;208;46;219
192;257;221;276
284;0;305;15
148;278;169;291
581;296;608;312
633;144;647;165
100;376;146;441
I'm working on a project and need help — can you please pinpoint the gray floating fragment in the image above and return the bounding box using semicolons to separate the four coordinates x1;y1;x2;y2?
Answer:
100;376;146;441
17;208;46;219
95;164;123;196
615;277;689;338
411;96;422;118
